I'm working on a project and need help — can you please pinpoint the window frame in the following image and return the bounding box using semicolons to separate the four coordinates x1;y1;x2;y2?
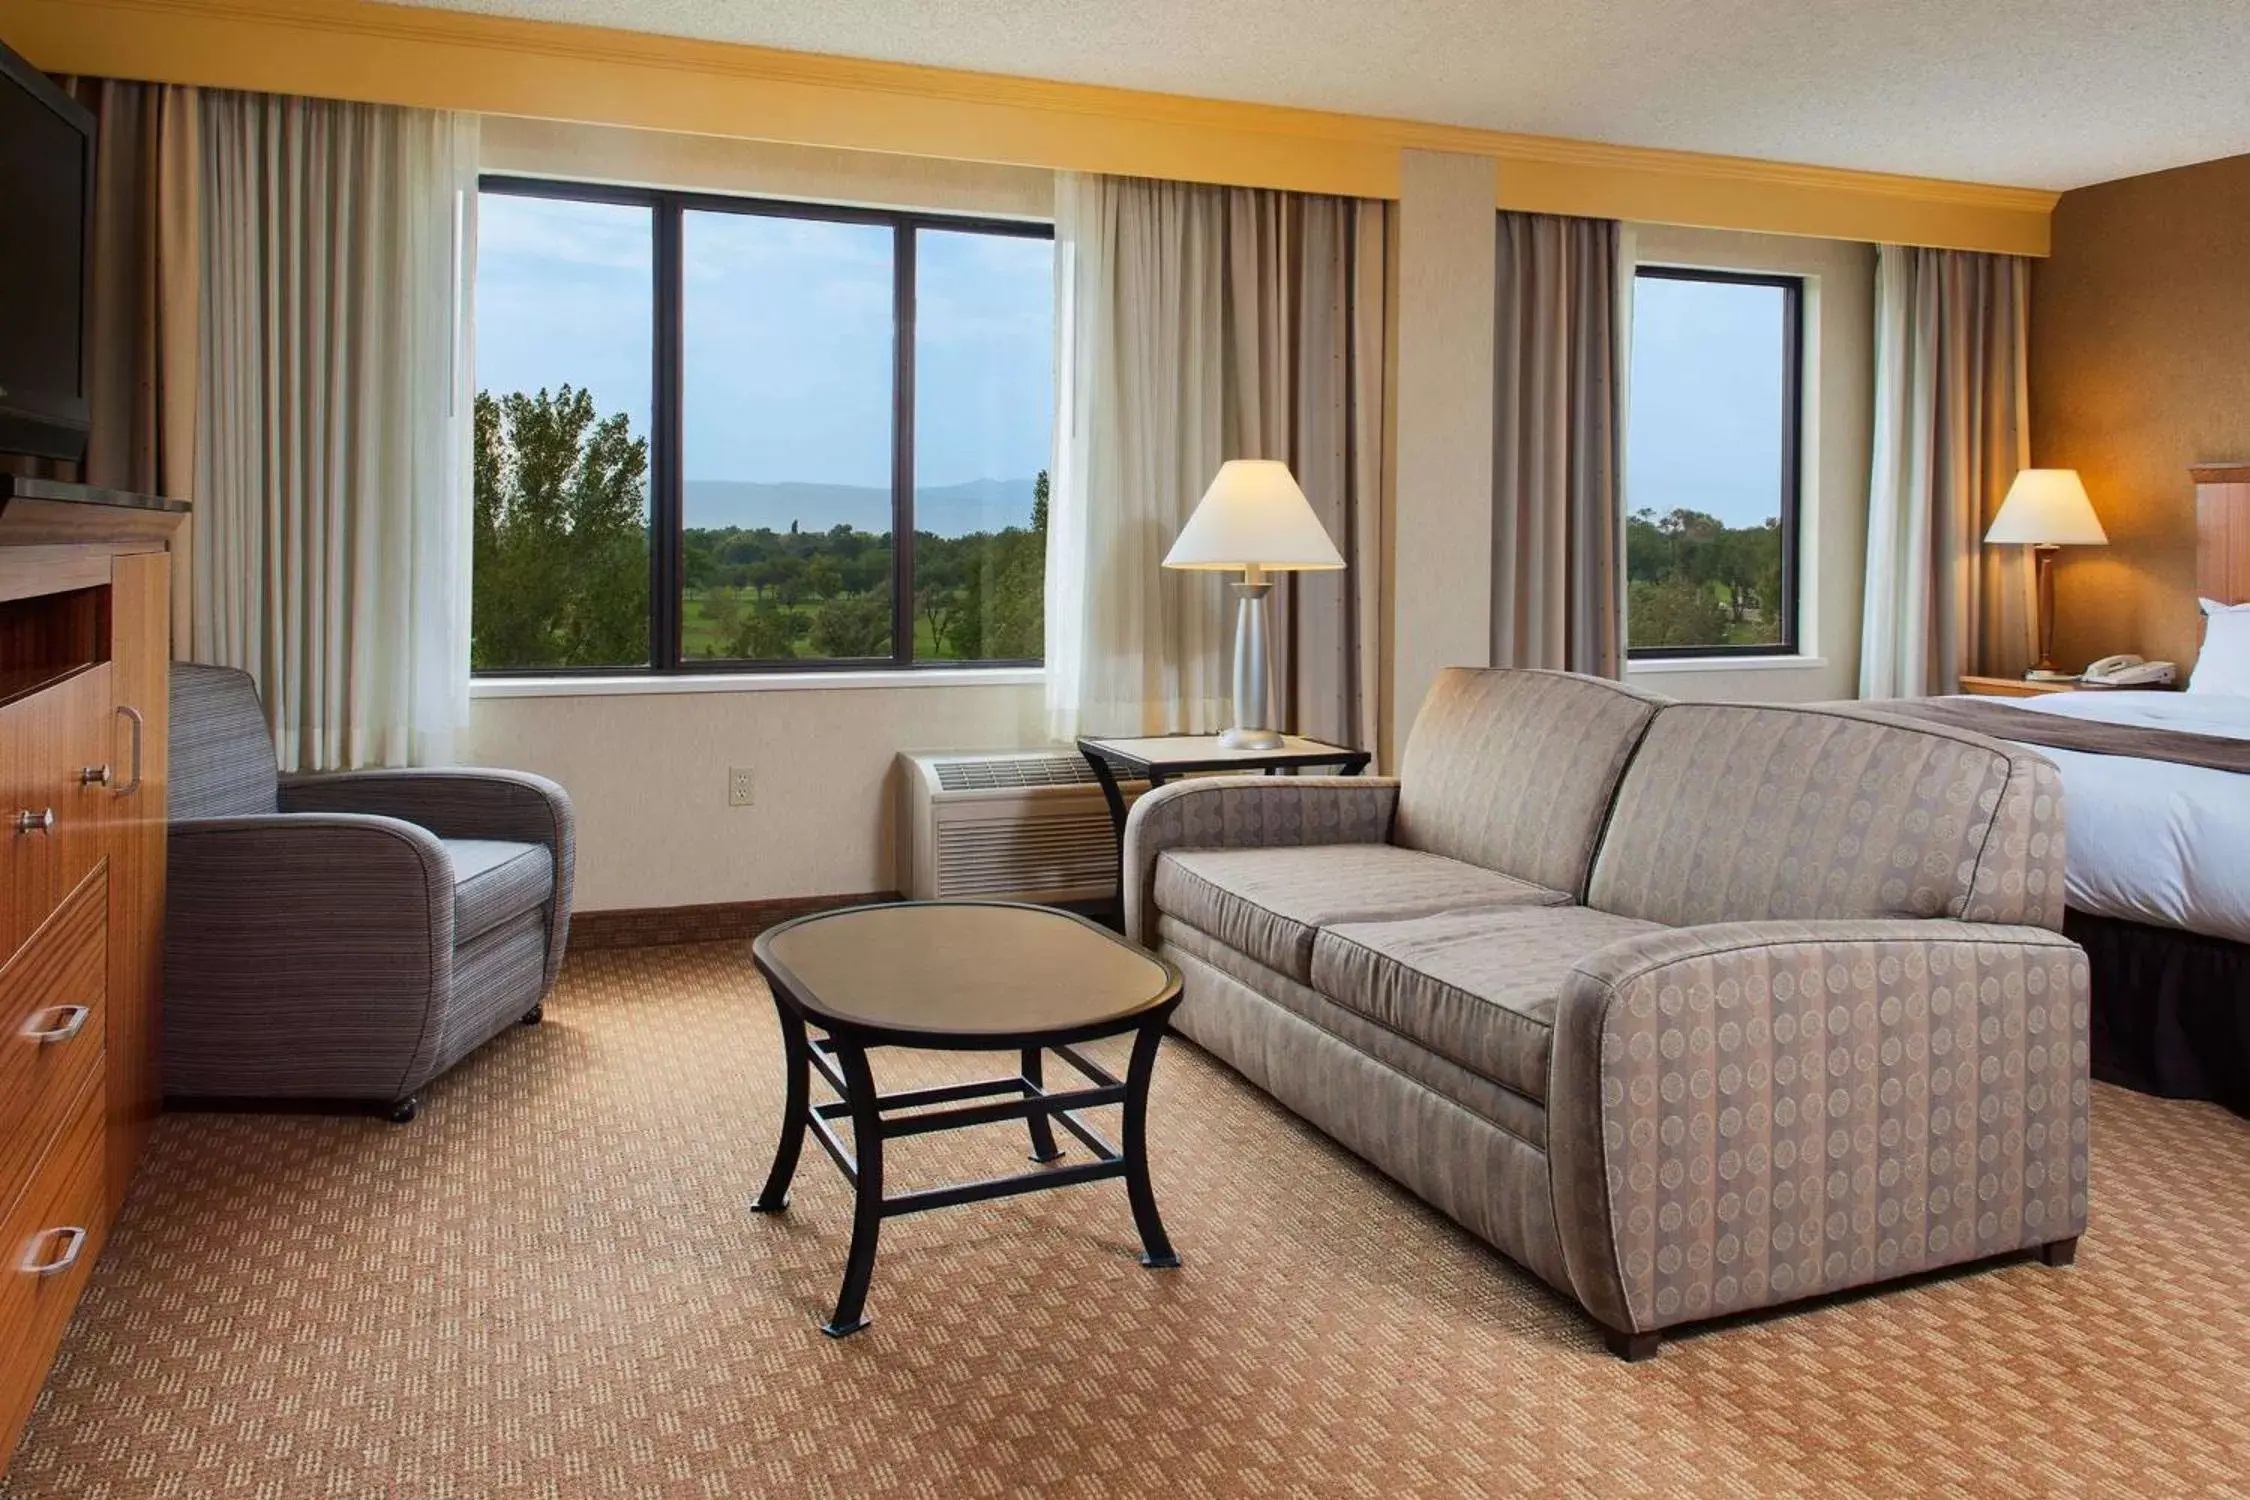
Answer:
474;174;1054;678
1624;264;1805;662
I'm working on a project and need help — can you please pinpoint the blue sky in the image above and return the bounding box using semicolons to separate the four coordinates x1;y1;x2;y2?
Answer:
474;192;1055;506
1624;274;1789;529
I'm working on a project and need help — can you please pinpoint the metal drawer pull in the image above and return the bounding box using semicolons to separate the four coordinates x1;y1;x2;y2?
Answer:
80;764;112;786
114;705;145;796
20;1226;86;1278
24;1005;91;1045
14;808;54;836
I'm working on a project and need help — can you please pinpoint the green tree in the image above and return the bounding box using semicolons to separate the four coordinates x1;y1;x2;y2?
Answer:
733;597;802;660
1627;576;1731;649
810;594;890;657
473;385;649;670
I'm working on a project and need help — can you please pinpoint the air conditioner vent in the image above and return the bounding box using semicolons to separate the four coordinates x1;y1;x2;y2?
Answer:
935;755;1102;792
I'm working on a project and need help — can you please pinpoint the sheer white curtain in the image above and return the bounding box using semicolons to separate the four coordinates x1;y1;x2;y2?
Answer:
1046;174;1391;746
192;93;479;768
1860;245;2032;697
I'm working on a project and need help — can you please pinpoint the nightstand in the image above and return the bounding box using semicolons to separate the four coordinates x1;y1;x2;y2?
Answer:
1958;675;2078;698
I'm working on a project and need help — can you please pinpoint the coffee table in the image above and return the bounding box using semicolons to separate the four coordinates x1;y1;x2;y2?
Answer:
749;900;1185;1337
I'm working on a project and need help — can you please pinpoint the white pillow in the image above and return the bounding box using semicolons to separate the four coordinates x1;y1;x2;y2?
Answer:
2190;598;2250;697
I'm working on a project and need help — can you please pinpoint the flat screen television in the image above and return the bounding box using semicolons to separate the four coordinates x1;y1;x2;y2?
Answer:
0;37;95;463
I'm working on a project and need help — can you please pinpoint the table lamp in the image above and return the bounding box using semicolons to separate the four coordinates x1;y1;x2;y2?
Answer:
1985;468;2109;681
1163;460;1345;749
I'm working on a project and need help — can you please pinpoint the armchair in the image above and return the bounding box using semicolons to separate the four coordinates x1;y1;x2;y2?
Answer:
164;664;576;1121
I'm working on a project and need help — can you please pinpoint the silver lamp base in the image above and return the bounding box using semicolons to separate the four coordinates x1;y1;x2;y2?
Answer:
1225;577;1282;751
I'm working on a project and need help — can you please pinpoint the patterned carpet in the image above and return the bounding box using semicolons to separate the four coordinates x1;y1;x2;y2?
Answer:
5;941;2250;1498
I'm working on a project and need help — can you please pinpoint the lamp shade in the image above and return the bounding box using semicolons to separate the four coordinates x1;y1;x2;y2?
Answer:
1985;469;2109;546
1162;460;1345;571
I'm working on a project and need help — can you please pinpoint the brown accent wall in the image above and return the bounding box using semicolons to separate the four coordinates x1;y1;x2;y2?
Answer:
2031;153;2250;674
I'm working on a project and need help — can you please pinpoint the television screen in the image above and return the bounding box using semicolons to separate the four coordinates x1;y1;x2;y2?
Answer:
0;38;94;462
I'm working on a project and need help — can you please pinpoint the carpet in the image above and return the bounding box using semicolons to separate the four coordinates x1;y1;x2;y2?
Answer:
4;940;2249;1498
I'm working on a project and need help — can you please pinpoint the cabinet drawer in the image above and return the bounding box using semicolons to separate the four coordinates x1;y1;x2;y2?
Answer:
0;665;114;963
0;864;106;1212
0;1070;106;1472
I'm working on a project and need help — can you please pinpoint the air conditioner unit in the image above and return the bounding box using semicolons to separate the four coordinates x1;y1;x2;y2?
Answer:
898;749;1148;904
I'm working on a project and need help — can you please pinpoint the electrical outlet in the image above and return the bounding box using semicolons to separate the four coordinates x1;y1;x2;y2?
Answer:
728;766;755;807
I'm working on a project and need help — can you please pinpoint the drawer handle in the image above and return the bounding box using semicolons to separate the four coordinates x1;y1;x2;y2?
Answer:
80;764;112;786
24;1005;91;1045
114;705;146;797
20;1226;86;1278
14;808;54;836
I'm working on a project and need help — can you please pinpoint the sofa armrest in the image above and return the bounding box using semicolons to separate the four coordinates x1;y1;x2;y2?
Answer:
280;767;576;992
1120;775;1401;945
164;814;456;1102
1546;918;2090;1337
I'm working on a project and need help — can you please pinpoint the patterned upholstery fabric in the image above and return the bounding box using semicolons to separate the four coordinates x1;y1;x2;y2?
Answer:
1154;844;1568;981
170;664;280;818
1546;919;2090;1335
1310;905;1665;1104
445;840;555;946
164;663;577;1108
1392;667;1663;896
1587;703;2067;931
1155;916;1550;1150
1121;776;1401;945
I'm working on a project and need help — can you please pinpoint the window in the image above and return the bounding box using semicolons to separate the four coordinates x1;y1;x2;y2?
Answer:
1623;267;1803;658
472;178;1053;675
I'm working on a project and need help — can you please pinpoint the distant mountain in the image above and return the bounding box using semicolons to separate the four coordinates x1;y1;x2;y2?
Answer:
682;477;1037;539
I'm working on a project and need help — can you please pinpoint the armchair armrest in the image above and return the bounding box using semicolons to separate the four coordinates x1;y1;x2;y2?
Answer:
1121;775;1400;945
280;767;576;991
1546;919;2090;1338
164;814;456;1102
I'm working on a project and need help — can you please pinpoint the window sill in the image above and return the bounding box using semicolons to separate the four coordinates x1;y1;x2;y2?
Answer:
471;666;1046;699
1626;655;1829;675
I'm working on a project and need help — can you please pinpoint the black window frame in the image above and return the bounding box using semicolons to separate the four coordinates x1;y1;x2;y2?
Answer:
1624;264;1805;662
474;174;1054;678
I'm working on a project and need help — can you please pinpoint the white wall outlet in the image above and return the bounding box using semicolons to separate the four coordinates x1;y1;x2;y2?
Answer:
727;766;755;807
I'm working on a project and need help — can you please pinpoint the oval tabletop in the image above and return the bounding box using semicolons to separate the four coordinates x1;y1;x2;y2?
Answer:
753;901;1181;1040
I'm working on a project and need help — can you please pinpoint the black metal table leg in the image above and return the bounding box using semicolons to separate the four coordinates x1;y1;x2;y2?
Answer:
823;1042;885;1338
1121;1016;1180;1269
1022;1046;1063;1163
752;1000;811;1213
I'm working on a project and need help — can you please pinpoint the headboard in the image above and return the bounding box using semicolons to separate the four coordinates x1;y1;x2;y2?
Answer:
2191;464;2250;606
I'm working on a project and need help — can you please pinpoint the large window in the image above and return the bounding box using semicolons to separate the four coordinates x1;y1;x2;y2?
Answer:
473;179;1054;674
1623;267;1803;658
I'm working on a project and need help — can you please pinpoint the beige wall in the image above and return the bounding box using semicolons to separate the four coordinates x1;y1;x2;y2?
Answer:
1389;150;1500;757
1621;224;1876;704
2031;153;2250;674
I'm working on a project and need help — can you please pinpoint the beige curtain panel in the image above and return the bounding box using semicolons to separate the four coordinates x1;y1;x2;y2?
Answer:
1047;173;1392;750
1492;211;1625;679
1860;245;2033;697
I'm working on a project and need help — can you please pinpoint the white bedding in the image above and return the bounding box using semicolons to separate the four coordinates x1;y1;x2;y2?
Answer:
1974;690;2250;944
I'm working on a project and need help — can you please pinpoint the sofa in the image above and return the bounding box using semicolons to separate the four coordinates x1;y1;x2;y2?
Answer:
164;664;576;1121
1124;667;2089;1359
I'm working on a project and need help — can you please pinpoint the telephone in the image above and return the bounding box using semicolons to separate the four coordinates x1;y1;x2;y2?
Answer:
2081;654;2179;688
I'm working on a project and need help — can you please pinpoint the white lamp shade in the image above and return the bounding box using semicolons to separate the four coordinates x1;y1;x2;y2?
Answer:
1162;460;1346;571
1985;469;2109;546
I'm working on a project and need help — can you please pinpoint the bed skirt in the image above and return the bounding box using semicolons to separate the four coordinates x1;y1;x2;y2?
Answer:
2067;908;2250;1119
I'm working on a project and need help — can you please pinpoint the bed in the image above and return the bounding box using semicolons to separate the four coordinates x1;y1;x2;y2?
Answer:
1884;465;2250;1117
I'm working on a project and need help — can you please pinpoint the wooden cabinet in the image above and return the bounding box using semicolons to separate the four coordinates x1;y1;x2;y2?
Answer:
0;476;184;1470
1958;675;2079;698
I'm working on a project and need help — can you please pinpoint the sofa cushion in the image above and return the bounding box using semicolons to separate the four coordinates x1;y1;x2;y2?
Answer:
1311;905;1664;1103
445;838;554;945
1155;844;1571;982
1393;667;1664;897
1586;702;2049;928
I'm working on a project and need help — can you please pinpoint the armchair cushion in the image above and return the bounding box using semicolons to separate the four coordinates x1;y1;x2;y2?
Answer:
445;839;554;945
1156;844;1569;982
170;664;280;818
1310;905;1666;1104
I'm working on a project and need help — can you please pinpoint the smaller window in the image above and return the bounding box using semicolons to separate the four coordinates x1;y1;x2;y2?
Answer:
1623;267;1803;658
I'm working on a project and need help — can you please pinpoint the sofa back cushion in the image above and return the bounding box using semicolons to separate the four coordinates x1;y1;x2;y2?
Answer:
1394;668;1665;896
1586;702;2067;929
169;663;279;820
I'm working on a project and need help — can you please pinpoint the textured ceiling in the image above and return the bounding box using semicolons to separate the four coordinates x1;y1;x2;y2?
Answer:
394;0;2250;190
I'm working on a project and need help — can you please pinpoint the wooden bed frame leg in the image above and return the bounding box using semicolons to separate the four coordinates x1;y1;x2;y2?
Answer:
1603;1326;1661;1362
2038;1237;2079;1268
